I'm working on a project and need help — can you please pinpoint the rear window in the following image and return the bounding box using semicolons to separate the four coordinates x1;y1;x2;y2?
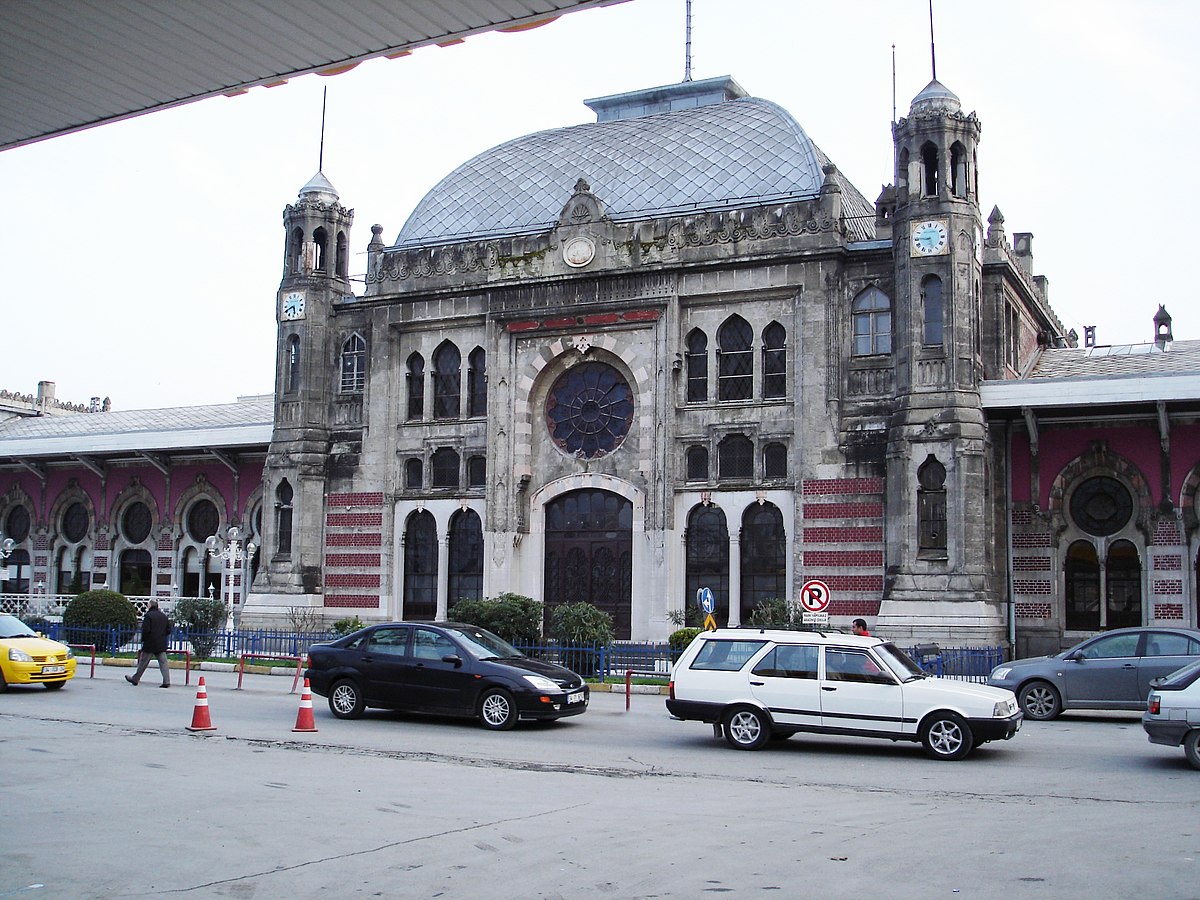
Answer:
1154;658;1200;690
690;640;767;672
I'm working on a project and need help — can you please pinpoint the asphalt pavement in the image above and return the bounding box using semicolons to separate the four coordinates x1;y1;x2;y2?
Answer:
1;663;1196;899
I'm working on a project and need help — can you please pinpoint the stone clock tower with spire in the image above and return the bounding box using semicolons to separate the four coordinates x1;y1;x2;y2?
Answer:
878;78;1005;643
250;171;354;614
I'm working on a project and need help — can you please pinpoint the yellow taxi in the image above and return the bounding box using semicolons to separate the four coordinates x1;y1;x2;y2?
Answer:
0;613;76;691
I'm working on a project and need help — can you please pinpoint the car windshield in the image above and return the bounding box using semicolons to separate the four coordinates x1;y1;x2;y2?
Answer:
445;625;525;661
0;614;37;639
1154;658;1200;690
876;642;928;681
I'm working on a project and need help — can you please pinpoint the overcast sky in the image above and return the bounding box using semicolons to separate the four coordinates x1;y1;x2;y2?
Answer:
2;0;1196;411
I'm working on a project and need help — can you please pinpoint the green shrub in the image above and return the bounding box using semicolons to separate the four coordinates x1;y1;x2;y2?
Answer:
62;590;138;652
171;598;228;659
549;602;613;678
668;627;703;658
746;597;797;630
449;592;543;644
332;616;366;636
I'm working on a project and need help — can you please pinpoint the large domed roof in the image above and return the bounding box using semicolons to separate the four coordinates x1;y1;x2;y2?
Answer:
394;94;868;248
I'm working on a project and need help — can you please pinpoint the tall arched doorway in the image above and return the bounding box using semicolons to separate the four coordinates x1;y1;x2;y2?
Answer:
544;489;633;639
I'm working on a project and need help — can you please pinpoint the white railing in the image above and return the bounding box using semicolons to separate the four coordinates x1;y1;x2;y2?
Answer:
0;593;173;619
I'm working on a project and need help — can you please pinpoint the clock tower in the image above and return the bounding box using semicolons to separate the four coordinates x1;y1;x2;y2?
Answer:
878;79;1005;643
252;171;354;613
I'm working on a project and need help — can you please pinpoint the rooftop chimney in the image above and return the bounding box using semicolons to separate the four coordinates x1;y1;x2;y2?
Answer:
1154;305;1173;349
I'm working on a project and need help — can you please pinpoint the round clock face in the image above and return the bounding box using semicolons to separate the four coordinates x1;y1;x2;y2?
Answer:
282;291;306;320
911;220;949;256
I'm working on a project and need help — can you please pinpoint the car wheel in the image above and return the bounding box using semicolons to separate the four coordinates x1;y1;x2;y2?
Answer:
1018;681;1062;721
43;681;65;691
1184;730;1200;771
723;707;770;750
328;679;364;719
479;688;518;730
921;712;975;761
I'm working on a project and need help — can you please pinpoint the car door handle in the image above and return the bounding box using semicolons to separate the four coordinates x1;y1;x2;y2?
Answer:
822;686;837;691
749;681;764;686
1122;664;1136;669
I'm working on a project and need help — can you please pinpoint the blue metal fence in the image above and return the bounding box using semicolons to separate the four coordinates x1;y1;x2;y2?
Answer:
41;623;339;660
904;645;1005;682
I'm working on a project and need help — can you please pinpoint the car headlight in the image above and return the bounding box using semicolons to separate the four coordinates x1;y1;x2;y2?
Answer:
9;647;34;663
523;675;560;692
993;698;1017;718
991;667;1011;680
63;646;74;659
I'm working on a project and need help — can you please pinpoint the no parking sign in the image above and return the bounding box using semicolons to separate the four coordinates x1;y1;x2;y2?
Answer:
799;579;831;624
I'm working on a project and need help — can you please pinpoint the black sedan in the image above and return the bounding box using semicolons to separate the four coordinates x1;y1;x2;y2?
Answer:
305;622;589;730
988;626;1200;720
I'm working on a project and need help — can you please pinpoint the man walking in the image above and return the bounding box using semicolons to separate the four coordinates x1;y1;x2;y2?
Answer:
125;600;173;687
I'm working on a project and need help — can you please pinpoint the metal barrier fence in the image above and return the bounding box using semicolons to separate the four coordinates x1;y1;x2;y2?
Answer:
904;645;1005;682
36;623;340;660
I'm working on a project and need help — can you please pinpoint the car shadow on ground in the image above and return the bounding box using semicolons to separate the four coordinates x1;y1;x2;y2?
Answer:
670;731;1012;762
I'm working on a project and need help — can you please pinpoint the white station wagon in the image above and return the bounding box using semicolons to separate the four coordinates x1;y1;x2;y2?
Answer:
667;629;1022;760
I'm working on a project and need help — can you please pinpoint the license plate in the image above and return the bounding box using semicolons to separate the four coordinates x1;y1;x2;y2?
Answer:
567;691;584;704
42;665;66;674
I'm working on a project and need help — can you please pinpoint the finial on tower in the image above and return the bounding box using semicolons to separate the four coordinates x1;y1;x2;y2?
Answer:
928;0;937;81
683;0;693;82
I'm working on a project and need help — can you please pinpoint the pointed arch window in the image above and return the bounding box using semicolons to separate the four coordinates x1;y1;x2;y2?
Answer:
286;336;301;394
685;329;708;402
950;142;969;198
718;434;754;480
335;231;349;278
897;148;910;199
741;503;787;623
448;509;484;604
1106;540;1142;629
288;227;304;274
686;505;729;627
433;341;461;419
717;316;753;401
406;353;425;421
467;347;487;417
762;322;787;399
920;141;940;196
917;455;947;553
312;227;328;272
853;287;892;356
340;333;366;393
686;445;709;482
922;275;944;347
1065;540;1100;631
403;511;437;620
275;480;294;556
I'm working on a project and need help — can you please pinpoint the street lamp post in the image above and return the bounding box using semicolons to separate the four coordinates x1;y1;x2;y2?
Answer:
0;534;15;617
206;526;257;634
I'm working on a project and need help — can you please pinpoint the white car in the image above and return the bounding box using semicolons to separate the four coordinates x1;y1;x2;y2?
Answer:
667;629;1022;760
1143;658;1200;770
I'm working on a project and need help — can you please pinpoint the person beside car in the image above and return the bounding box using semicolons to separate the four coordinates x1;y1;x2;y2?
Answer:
852;618;870;637
125;600;172;688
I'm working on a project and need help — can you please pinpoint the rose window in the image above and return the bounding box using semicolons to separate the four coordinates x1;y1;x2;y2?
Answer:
545;362;634;458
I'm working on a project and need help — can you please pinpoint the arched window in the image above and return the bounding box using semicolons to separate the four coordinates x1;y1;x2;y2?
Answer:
717;316;753;401
950;142;968;198
406;353;425;421
920;141;940;196
917;455;947;554
1106;540;1142;629
1065;540;1100;631
275;480;294;556
6;504;30;543
685;329;708;402
467;456;486;488
448;509;484;604
187;499;219;544
62;502;89;543
686;446;709;482
335;231;349;278
122;501;152;544
405;458;423;490
403;511;438;620
922;275;944;347
288;227;304;274
852;287;892;356
718;434;754;480
312;226;328;272
763;443;788;479
431;448;460;489
897;148;910;198
741;503;786;623
433;341;461;419
467;347;487;417
340;333;366;393
686;505;729;626
762;322;787;399
286;336;301;393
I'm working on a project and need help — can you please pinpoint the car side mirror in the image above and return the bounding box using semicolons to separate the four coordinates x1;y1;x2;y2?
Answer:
442;654;463;668
1067;650;1085;662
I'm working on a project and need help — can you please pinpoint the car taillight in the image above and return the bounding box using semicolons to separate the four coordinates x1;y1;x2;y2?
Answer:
1148;695;1160;715
669;680;675;700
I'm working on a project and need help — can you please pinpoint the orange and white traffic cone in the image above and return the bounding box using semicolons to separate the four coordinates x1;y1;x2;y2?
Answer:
185;676;217;732
292;678;318;733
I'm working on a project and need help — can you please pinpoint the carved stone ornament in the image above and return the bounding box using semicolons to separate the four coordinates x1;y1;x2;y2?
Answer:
563;235;596;268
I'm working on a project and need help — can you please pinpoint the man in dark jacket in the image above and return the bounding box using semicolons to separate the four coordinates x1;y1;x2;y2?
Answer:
125;600;173;687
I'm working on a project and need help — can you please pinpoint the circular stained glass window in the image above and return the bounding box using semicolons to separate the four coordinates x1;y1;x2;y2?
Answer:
6;505;30;543
122;501;153;544
188;499;220;543
1070;476;1133;537
545;362;634;458
63;502;89;543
